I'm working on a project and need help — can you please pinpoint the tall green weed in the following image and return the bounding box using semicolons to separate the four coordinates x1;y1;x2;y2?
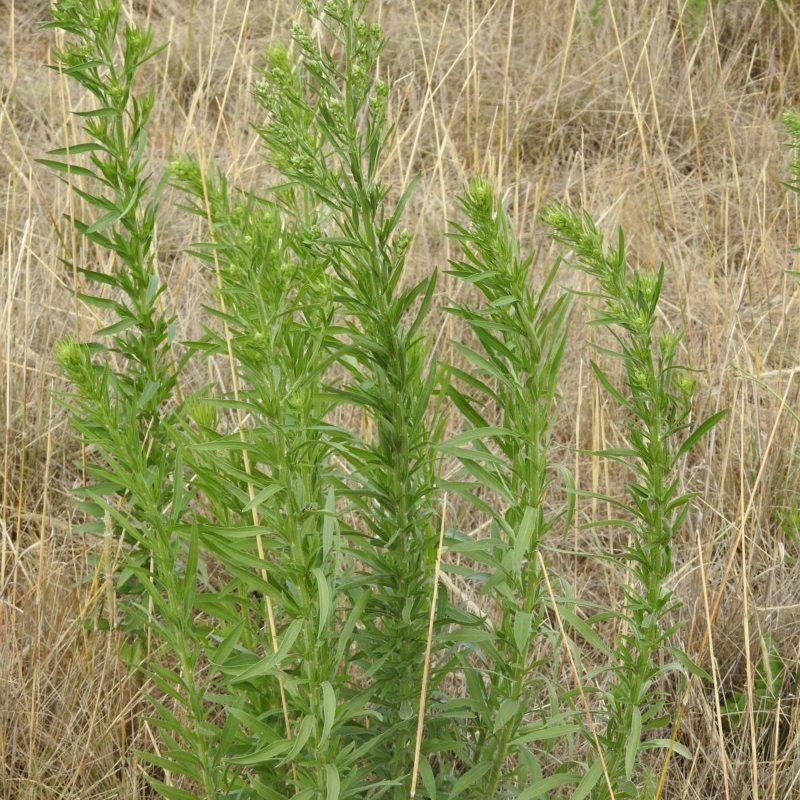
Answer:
44;1;722;798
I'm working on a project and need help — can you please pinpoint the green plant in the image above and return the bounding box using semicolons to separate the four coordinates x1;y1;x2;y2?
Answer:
43;1;233;796
167;2;449;794
44;1;722;798
42;0;181;625
544;202;726;799
438;178;580;799
47;0;448;796
255;12;446;784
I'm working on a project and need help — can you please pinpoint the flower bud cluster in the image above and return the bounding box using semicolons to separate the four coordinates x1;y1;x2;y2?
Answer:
167;155;204;196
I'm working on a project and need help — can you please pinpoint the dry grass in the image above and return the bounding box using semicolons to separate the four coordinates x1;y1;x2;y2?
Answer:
3;0;800;797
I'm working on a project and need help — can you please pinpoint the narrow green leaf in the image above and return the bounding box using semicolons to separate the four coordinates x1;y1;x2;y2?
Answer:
514;747;543;790
325;764;340;800
242;482;283;512
319;680;336;747
451;341;515;389
86;207;123;234
335;590;369;667
280;714;314;765
666;646;710;681
96;316;138;337
436;439;507;467
143;779;202;800
136;379;160;412
322;486;337;561
511;720;580;746
513;610;531;654
493;698;520;735
677;409;728;459
625;705;642;779
447;364;501;406
227;737;293;766
140;694;184;734
75;292;124;311
181;534;198;621
512;505;537;575
215;711;241;769
75;267;118;286
451;458;512;502
570;758;606;800
137;748;202;777
132;127;148;169
441;426;515;448
226;618;304;681
447;760;493;799
385;174;420;233
418;755;437;800
245;780;292;800
210;621;244;666
557;604;613;658
35;158;98;179
516;772;579;800
73;105;121;118
46;142;108;156
71;184;116;210
227;707;282;741
313;567;331;641
590;360;634;410
640;739;693;760
407;270;437;341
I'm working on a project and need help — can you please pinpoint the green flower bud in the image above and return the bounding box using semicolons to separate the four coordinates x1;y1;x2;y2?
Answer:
631;368;649;390
53;335;86;374
370;79;389;117
327;98;345;129
466;177;493;223
287;388;310;412
324;0;342;20
61;42;94;68
659;329;681;357
395;228;412;257
253;79;273;104
124;22;151;55
167;155;203;193
674;371;695;399
291;21;316;56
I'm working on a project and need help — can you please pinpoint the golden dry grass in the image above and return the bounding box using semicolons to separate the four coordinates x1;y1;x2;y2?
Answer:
3;0;800;797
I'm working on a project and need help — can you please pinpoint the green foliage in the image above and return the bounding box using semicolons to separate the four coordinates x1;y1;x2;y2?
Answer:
43;0;188;644
544;202;726;799
44;1;722;799
441;177;578;797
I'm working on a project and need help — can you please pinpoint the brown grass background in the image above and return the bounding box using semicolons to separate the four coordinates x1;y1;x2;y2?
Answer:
3;0;800;797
